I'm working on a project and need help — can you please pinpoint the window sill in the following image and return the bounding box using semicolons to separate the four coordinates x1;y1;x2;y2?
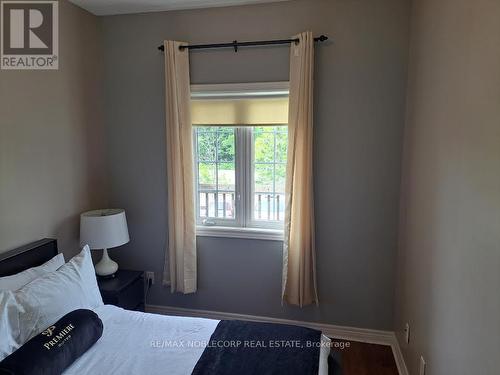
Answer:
196;226;284;241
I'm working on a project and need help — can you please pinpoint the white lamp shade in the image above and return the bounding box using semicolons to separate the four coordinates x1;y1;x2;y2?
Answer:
80;209;130;250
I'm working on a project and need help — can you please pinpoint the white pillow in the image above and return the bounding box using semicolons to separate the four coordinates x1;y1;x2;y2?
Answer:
13;245;103;343
0;291;23;360
0;253;65;291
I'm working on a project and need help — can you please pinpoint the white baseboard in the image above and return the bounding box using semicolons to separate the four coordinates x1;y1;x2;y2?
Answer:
146;304;409;375
390;333;410;375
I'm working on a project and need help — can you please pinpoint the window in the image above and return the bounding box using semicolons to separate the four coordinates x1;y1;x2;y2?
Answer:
195;127;237;223
251;126;287;225
192;83;289;239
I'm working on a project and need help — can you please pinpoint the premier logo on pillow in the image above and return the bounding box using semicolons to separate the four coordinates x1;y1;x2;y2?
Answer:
42;323;76;350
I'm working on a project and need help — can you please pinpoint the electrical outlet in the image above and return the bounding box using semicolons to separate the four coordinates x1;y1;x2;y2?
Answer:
146;271;155;285
419;356;426;375
404;323;410;344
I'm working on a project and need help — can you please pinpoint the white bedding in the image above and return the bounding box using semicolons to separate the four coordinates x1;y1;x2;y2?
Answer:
65;305;330;375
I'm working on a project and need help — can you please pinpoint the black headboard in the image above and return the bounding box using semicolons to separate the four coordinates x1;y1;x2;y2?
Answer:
0;239;59;277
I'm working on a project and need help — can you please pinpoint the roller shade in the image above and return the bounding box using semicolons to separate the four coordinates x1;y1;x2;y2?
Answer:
190;82;289;126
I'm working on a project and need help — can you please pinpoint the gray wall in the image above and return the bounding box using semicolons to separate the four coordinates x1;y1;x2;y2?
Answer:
101;0;411;330
395;0;500;373
0;0;107;257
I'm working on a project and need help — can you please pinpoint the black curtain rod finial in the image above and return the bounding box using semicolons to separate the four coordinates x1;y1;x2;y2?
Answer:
157;34;329;52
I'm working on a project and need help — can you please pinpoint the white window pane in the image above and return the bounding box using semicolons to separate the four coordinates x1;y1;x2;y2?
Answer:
207;192;216;217
254;130;275;163
216;129;235;162
276;193;285;221
197;130;217;161
195;126;237;222
251;126;288;224
275;164;286;193
254;193;280;221
217;162;235;191
198;162;216;189
199;192;209;218
254;164;274;193
216;192;235;219
276;132;288;162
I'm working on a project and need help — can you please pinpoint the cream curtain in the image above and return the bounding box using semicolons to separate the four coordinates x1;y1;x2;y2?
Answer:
162;40;197;294
282;32;318;307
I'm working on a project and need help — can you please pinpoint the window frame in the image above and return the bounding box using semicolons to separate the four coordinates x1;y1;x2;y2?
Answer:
246;126;287;231
191;82;289;241
193;126;241;228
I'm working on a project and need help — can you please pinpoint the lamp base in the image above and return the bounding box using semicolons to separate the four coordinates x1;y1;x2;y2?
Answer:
95;248;118;277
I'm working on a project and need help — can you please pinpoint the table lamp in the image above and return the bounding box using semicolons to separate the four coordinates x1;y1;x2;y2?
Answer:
80;209;130;277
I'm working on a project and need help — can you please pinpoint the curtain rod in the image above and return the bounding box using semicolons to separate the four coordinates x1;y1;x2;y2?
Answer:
157;35;328;52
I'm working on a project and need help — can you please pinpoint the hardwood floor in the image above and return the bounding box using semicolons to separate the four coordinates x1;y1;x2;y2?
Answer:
330;340;399;375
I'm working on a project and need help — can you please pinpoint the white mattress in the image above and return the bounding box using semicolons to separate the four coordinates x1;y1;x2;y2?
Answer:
65;305;330;375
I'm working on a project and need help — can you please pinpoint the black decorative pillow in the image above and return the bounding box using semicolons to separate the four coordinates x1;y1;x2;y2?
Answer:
0;309;103;375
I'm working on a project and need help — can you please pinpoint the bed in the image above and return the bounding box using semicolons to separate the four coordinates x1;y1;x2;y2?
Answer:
0;239;333;375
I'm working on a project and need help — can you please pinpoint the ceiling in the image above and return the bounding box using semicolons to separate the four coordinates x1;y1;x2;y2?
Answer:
69;0;292;16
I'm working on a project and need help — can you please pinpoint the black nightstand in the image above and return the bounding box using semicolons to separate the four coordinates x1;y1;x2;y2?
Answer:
97;270;145;312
